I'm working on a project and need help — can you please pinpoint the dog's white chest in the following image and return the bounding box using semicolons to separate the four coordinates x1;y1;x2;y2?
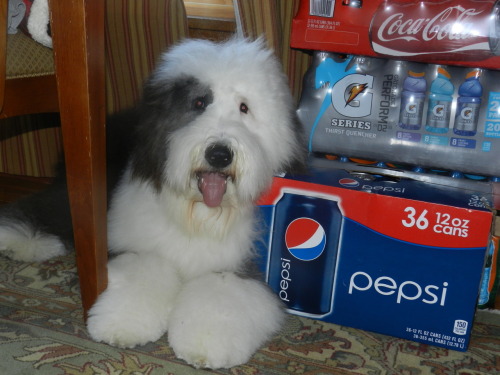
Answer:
107;176;254;280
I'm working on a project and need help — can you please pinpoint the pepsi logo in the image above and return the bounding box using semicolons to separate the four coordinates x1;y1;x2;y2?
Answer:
339;178;359;187
285;218;326;261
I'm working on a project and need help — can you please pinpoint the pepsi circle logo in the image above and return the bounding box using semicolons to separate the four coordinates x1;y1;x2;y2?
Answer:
339;178;359;187
285;218;326;261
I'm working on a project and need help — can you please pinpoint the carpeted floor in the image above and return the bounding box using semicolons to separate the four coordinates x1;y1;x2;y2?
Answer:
0;253;499;375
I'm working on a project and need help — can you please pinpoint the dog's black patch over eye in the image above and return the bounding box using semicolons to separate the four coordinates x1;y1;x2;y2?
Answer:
240;102;249;114
194;97;207;111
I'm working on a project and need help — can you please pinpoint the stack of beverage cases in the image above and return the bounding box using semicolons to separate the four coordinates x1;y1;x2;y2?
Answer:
254;0;500;354
296;54;499;178
291;0;500;178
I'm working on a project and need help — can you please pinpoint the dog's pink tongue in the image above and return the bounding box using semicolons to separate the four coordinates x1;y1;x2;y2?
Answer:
199;172;227;207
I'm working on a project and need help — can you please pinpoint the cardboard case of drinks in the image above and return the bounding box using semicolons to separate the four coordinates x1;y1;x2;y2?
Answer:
256;158;496;351
292;0;500;180
297;52;500;179
278;0;500;352
293;0;500;70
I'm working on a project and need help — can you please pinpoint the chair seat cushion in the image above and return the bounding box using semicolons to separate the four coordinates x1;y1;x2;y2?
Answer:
6;31;54;79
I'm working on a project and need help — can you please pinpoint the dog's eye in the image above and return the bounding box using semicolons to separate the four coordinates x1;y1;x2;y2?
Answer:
194;97;206;110
240;102;249;114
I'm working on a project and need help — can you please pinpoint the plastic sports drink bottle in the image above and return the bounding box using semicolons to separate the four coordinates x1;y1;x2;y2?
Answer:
399;71;427;130
426;67;454;133
267;191;343;317
454;70;483;137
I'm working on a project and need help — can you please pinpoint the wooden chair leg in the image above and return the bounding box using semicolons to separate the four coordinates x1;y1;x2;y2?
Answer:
49;0;107;319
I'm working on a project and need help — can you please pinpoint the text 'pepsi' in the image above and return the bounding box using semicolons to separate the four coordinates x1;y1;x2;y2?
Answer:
348;271;449;306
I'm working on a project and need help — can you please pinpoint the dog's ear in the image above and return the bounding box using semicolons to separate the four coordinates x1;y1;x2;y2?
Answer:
141;74;177;111
127;76;174;192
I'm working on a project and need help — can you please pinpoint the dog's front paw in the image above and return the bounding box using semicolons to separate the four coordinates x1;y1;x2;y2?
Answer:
168;272;284;369
86;285;172;348
87;310;162;349
170;334;249;369
87;252;181;348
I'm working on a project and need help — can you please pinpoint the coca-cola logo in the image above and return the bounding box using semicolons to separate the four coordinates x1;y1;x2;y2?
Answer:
377;6;482;43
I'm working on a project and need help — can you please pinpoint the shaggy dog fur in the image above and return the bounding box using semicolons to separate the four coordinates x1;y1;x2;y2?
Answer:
0;38;306;369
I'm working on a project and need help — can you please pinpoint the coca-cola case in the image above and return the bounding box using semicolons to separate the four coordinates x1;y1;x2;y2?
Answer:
298;52;500;177
292;0;500;70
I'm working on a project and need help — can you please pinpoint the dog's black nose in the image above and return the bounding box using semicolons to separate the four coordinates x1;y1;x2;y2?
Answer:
205;144;233;169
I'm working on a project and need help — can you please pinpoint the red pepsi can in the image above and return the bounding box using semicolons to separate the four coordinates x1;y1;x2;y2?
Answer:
267;191;343;316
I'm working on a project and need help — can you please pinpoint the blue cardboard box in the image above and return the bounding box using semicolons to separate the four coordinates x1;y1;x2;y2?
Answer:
257;158;495;351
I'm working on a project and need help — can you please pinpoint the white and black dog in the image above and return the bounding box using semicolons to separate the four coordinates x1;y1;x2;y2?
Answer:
0;38;306;368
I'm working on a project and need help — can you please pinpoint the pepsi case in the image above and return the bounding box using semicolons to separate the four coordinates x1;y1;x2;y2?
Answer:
267;190;343;317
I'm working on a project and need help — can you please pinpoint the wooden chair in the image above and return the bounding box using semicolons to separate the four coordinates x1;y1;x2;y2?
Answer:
1;0;188;318
0;0;106;318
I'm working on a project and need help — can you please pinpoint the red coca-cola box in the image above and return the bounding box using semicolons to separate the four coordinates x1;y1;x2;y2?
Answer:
292;0;500;70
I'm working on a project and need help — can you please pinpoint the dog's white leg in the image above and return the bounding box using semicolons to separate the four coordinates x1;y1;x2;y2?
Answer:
0;222;66;262
87;252;181;348
168;272;285;369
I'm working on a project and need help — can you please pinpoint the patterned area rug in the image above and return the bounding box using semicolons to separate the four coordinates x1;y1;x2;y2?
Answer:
1;254;499;375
